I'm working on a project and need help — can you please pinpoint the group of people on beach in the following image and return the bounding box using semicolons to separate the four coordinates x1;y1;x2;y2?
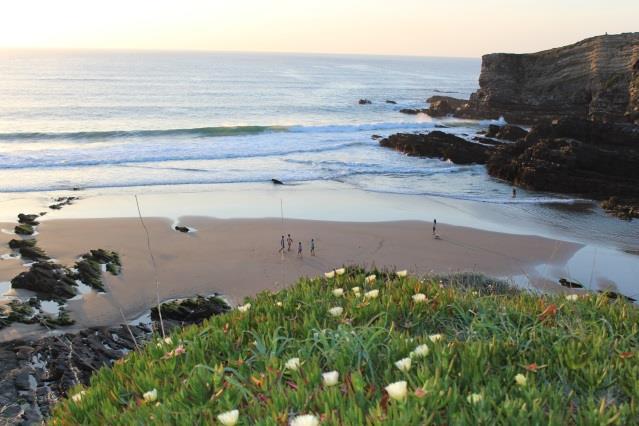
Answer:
279;233;315;258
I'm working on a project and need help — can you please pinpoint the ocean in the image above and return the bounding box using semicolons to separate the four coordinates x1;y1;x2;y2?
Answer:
0;49;638;251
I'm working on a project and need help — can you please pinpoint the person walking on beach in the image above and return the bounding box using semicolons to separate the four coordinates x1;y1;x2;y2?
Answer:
298;241;303;258
279;235;285;253
287;234;293;251
512;187;517;198
432;219;437;235
310;238;315;256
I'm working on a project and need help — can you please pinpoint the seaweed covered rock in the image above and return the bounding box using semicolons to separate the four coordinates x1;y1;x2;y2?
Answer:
74;259;104;291
174;226;190;233
11;262;77;300
151;295;230;324
8;239;49;261
14;224;34;235
48;196;78;210
17;213;40;226
485;124;528;141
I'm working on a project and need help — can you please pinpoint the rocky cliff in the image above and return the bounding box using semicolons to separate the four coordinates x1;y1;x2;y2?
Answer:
428;33;639;125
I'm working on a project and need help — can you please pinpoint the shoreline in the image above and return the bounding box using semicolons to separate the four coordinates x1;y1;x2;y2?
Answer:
1;215;584;342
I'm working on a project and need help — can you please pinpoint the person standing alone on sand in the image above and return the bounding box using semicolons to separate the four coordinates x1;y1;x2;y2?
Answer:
287;234;293;251
279;235;285;253
310;238;315;256
432;219;437;235
298;241;303;258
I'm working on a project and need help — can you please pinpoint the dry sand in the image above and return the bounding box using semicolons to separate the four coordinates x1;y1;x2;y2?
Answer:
0;216;581;341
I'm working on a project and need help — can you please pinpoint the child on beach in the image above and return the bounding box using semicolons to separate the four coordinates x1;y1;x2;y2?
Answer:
298;241;303;258
432;219;437;235
310;238;315;256
287;234;293;251
279;235;285;253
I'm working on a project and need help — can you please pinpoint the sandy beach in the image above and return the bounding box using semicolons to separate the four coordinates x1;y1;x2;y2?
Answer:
0;215;582;341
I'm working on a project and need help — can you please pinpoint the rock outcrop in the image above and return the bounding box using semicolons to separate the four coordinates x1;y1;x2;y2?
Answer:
427;33;639;125
379;131;491;164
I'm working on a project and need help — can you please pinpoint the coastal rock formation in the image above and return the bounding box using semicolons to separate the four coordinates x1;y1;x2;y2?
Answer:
486;118;639;218
379;131;491;164
358;99;372;105
485;124;528;141
151;295;230;323
427;33;639;124
11;262;78;300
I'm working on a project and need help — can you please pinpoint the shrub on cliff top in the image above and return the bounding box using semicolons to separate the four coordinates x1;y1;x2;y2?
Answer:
51;269;639;425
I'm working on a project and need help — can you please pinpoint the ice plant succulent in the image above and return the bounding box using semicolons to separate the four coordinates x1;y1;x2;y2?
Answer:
352;286;361;296
216;409;239;426
515;374;527;386
412;293;427;303
328;306;343;317
142;389;157;403
285;357;301;371
335;268;346;276
290;414;320;426
324;271;335;279
71;391;86;403
322;371;339;387
394;357;412;372
237;303;251;312
364;289;379;299
396;270;408;277
410;344;429;358
385;381;408;401
332;288;344;297
429;333;443;343
364;274;376;284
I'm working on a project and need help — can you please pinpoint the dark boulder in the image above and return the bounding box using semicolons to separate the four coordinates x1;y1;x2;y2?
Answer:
151;295;230;323
18;245;49;262
174;225;190;233
379;131;493;165
485;124;528;141
11;262;77;300
14;224;34;235
385;100;397;104
399;108;427;115
425;96;468;117
271;179;284;185
358;99;372;105
17;214;40;226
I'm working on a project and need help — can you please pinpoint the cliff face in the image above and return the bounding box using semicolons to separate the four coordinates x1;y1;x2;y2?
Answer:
432;33;639;125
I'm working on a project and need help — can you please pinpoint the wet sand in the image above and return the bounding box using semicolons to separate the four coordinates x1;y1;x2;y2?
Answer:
0;216;580;341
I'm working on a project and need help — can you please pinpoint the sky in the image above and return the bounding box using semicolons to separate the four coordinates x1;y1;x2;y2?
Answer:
0;0;637;57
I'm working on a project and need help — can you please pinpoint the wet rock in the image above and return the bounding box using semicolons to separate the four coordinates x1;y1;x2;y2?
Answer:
14;224;34;236
48;196;78;211
485;124;528;141
151;295;230;323
399;108;427;115
385;100;397;104
559;278;584;289
425;96;468;117
174;226;190;233
8;239;35;250
358;99;372;105
598;290;637;302
18;245;49;262
601;197;639;220
74;259;104;291
371;134;382;140
379;131;493;165
17;214;40;227
11;262;77;300
271;179;284;185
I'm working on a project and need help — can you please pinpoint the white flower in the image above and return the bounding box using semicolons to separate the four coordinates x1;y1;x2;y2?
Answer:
217;409;239;426
396;270;408;277
143;389;157;403
332;288;344;297
385;381;408;401
429;334;443;343
285;357;301;371
335;268;346;276
71;390;85;403
364;274;376;284
364;289;379;299
322;371;339;387
324;271;335;279
352;286;361;295
394;357;412;372
515;373;527;386
412;293;427;303
410;344;429;358
290;414;320;426
467;393;483;404
276;301;283;307
328;306;343;317
565;294;578;301
156;336;173;347
237;303;251;312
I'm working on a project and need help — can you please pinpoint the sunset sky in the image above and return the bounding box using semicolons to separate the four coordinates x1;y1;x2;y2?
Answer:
0;0;636;57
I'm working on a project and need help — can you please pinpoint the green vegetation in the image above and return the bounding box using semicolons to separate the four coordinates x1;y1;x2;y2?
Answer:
51;268;638;425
